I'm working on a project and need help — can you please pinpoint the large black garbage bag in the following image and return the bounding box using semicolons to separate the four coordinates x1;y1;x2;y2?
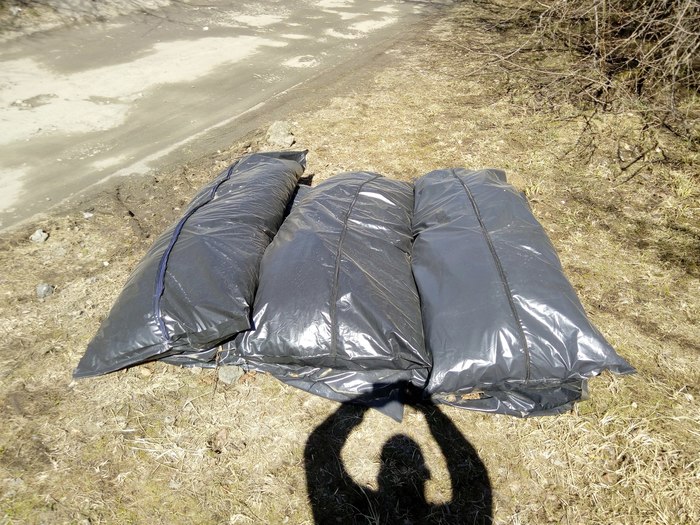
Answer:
222;172;430;398
161;184;314;368
412;168;634;416
73;151;306;378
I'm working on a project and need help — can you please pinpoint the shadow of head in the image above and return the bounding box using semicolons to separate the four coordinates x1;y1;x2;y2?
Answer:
304;383;493;525
377;434;430;509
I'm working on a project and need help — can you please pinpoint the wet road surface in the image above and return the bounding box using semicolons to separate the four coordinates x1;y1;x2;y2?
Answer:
0;0;429;229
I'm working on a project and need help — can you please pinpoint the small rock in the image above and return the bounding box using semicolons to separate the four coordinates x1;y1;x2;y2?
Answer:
36;283;54;299
218;366;244;385
82;212;94;219
29;229;49;243
266;120;295;148
207;428;228;454
602;472;621;485
207;428;229;454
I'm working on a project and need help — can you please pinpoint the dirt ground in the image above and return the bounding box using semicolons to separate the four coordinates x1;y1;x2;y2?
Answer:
1;1;699;524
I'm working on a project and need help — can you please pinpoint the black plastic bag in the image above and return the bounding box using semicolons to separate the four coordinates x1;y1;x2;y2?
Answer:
412;168;634;416
222;172;430;396
74;151;306;378
161;183;314;368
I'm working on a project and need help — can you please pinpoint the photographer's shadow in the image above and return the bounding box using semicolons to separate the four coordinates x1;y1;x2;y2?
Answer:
304;387;493;524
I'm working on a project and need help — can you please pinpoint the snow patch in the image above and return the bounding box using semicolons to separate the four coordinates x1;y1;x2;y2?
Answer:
316;0;354;8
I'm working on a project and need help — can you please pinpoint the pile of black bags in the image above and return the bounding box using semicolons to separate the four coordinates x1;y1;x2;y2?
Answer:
74;151;634;417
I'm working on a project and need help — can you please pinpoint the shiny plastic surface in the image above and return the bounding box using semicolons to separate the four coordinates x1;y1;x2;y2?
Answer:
161;185;314;368
73;151;306;378
412;168;635;416
223;172;429;384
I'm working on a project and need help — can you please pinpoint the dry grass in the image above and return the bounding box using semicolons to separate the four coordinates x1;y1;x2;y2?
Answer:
1;1;699;523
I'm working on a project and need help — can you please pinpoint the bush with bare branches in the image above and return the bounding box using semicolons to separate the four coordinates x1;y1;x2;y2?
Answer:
530;0;699;140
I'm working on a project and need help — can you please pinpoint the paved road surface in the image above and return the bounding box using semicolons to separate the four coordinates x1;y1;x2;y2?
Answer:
0;0;430;230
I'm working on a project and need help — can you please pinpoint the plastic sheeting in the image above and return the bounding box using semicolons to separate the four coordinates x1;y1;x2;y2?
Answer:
221;172;431;401
411;168;635;416
73;151;306;378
